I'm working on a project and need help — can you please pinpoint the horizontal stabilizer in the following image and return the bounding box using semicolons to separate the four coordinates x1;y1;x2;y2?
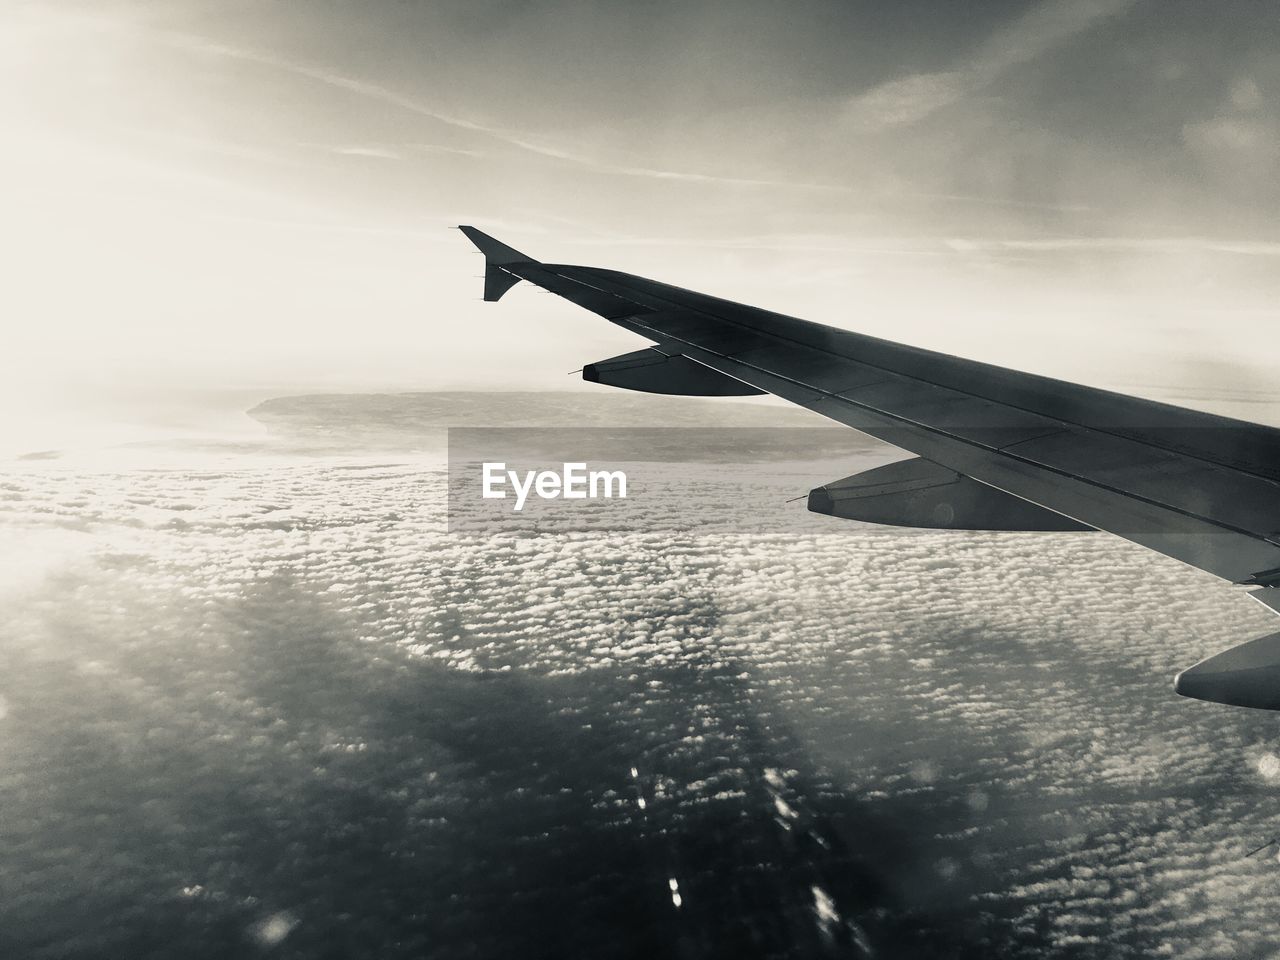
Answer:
808;457;1094;531
584;348;763;397
1175;630;1280;710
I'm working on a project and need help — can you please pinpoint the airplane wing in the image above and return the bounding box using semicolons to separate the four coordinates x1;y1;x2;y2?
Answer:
459;225;1280;710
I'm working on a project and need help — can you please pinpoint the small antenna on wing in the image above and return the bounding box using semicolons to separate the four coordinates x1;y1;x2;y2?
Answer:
1245;837;1279;858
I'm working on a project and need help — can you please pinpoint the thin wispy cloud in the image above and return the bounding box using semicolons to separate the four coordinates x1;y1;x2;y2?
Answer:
958;236;1280;257
922;192;1093;213
157;30;848;192
845;0;1140;129
548;230;1280;262
410;143;486;159
302;142;486;162
326;145;403;161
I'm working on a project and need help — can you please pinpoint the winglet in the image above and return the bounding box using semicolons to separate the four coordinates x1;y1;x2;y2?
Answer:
458;225;536;302
458;226;533;265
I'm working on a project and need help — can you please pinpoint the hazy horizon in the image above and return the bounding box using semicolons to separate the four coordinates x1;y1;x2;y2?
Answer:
4;0;1280;455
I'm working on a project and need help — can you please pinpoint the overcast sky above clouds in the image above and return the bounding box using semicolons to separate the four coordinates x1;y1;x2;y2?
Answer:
3;0;1279;446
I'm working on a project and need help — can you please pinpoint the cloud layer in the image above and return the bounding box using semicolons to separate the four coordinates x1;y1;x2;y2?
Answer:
3;448;1280;957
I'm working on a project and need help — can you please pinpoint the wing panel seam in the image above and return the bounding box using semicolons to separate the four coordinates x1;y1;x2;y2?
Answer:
591;273;1280;488
619;315;1279;549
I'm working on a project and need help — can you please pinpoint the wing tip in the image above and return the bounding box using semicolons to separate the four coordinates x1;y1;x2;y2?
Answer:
458;225;535;266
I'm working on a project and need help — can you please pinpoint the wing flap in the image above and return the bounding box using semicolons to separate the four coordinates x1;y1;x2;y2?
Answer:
1175;630;1280;710
583;348;763;396
810;457;1094;531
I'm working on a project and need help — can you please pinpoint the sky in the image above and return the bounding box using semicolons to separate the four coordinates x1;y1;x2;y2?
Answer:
3;0;1280;450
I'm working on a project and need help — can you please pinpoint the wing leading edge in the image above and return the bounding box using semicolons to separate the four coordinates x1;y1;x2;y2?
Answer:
459;225;1280;710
